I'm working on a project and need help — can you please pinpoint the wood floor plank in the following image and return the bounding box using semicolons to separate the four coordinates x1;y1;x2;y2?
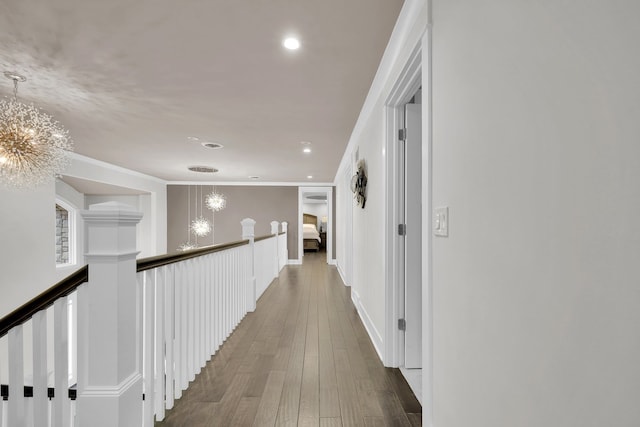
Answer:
320;417;343;427
252;370;286;426
156;252;421;427
229;396;260;426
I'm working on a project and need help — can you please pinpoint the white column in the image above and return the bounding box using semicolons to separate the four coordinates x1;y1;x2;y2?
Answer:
241;218;256;312
281;221;289;262
77;202;143;427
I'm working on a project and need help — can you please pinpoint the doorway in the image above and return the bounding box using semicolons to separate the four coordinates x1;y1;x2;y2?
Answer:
383;44;427;404
297;186;333;264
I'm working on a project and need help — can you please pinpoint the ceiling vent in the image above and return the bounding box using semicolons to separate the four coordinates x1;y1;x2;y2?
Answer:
188;166;218;173
201;142;224;149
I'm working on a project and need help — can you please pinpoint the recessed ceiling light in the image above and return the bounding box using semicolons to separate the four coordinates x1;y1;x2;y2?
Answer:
249;175;260;180
201;142;224;149
187;136;200;141
307;175;313;179
188;166;219;173
283;37;300;50
303;147;311;153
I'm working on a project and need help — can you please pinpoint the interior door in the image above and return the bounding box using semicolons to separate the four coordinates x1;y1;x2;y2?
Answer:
404;102;422;368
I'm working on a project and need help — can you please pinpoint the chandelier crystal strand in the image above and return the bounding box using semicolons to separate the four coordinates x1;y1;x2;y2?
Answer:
0;73;73;189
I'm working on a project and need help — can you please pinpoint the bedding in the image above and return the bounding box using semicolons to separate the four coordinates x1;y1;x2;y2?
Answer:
303;223;321;242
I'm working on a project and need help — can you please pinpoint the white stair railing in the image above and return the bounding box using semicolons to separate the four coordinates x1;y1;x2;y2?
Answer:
0;205;289;427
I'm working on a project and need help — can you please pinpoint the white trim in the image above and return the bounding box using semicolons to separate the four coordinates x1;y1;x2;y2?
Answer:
287;259;302;265
328;259;336;266
68;152;166;183
337;262;349;287
169;181;334;187
421;24;434;427
80;372;141;397
384;43;423;369
352;290;384;361
298;186;333;265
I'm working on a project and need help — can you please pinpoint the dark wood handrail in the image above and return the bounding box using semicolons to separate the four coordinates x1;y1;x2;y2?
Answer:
136;239;249;272
0;266;89;338
278;231;286;236
255;234;277;243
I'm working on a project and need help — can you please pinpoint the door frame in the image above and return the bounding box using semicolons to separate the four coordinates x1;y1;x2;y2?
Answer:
383;28;434;422
297;186;333;264
384;44;423;368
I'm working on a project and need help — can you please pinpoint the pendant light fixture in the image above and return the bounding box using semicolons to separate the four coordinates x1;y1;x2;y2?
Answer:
0;72;73;188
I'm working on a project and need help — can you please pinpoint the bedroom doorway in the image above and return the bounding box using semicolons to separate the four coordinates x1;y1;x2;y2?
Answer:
298;186;333;265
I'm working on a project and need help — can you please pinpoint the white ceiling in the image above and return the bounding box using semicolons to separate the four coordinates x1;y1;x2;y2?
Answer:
0;0;404;184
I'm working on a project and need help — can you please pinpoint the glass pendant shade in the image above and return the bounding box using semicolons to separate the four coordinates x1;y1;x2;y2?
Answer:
206;191;227;212
177;242;197;252
191;216;211;237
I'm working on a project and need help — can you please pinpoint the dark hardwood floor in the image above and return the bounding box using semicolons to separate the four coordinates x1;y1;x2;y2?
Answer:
156;251;421;426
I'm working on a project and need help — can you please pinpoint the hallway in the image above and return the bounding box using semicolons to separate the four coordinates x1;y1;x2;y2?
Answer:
156;251;421;426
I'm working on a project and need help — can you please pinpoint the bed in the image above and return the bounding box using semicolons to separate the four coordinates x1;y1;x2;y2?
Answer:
303;213;321;252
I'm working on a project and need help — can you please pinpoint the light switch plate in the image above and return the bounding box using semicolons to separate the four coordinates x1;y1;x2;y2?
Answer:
433;206;449;237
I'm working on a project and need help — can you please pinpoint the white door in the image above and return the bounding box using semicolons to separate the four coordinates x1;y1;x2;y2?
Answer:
404;102;422;368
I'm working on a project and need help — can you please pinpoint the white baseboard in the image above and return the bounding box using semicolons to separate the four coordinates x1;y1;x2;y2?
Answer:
350;289;384;361
288;259;302;265
328;259;337;266
337;263;349;287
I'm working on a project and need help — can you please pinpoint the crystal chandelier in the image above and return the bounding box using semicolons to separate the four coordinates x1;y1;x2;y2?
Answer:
177;242;197;251
191;216;211;237
205;190;226;212
0;72;72;189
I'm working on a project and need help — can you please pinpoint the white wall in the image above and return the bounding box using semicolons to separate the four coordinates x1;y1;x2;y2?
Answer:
0;184;56;318
337;0;640;426
429;1;640;426
334;0;428;360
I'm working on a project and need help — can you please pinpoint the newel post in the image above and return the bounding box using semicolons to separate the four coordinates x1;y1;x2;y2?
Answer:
241;218;257;312
77;202;143;427
270;221;279;278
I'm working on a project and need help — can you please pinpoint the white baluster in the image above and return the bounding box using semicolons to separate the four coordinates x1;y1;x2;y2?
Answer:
173;262;183;398
241;218;256;312
54;296;70;427
187;259;195;382
180;261;188;392
154;267;165;421
192;258;200;376
143;270;155;426
31;311;47;427
165;264;175;409
8;325;25;427
204;255;212;359
271;221;279;279
215;253;222;350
